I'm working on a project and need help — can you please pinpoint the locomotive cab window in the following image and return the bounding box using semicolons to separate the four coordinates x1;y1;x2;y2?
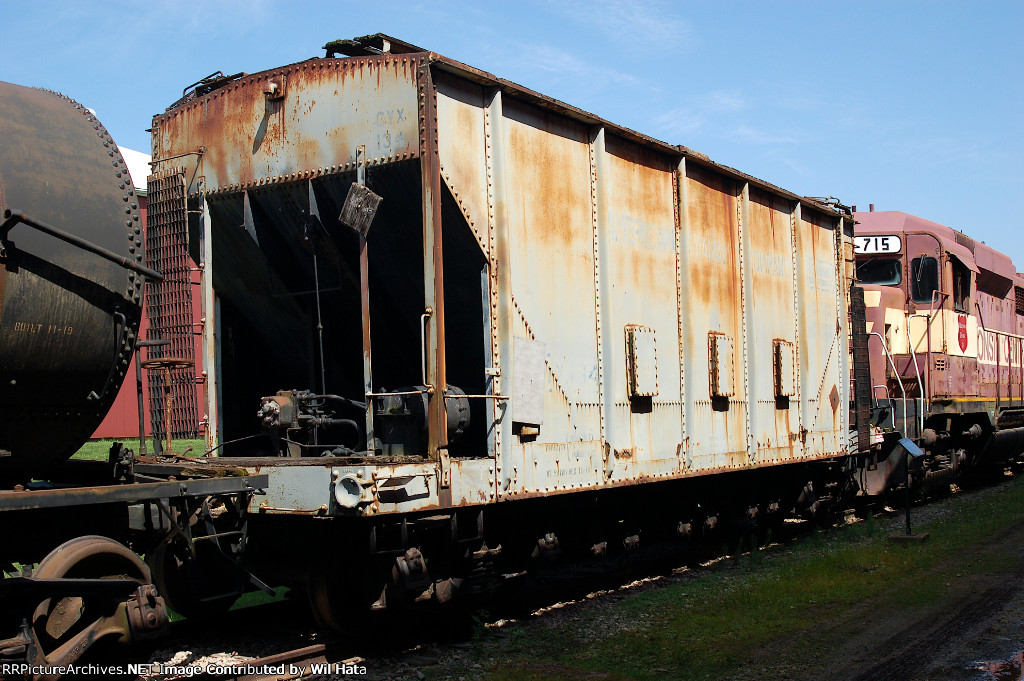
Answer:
856;258;902;285
910;255;939;304
951;258;971;313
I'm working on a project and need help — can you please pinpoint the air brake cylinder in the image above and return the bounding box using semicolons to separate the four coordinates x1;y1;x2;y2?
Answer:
374;385;471;457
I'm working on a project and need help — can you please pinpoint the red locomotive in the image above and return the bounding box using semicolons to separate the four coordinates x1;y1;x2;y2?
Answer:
854;209;1024;492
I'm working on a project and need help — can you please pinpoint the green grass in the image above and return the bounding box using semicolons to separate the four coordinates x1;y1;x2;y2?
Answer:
470;478;1024;681
73;438;207;460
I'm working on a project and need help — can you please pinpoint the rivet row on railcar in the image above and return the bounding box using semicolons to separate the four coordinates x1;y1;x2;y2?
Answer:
0;81;267;676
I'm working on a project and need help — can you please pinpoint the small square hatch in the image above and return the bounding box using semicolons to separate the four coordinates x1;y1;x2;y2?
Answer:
774;339;795;397
709;333;734;398
625;325;658;398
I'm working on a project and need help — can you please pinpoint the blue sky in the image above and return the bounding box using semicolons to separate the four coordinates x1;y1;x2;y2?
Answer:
3;0;1021;268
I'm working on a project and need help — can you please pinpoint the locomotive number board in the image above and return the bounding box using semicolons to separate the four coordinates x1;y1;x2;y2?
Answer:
853;235;902;254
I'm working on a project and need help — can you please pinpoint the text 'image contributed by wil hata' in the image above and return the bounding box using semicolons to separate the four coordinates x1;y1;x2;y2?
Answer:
1;661;369;677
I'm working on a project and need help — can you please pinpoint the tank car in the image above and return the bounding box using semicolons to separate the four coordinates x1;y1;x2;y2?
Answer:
146;34;875;627
853;209;1024;492
0;81;158;476
0;83;266;677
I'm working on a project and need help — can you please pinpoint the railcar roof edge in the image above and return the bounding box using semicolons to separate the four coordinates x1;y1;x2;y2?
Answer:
153;35;847;219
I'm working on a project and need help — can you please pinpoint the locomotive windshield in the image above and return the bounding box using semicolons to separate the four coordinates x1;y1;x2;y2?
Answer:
856;258;902;285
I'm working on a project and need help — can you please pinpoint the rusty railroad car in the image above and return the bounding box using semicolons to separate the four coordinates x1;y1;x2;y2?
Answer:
145;34;861;621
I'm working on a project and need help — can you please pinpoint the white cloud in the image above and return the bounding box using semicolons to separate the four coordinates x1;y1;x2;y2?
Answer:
731;124;804;145
648;90;749;139
511;42;642;86
704;90;747;113
543;0;700;52
650;106;705;138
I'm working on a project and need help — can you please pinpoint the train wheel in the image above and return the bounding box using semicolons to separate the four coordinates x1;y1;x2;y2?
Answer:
31;536;153;670
147;539;241;620
306;545;385;635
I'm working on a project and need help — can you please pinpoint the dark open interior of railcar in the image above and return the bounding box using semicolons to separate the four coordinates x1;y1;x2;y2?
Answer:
189;161;488;458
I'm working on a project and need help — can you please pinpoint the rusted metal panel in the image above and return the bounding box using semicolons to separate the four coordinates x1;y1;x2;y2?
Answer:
796;207;846;454
679;164;748;470
597;133;681;468
435;72;490;255
152;57;421;195
744;187;799;464
499;95;602;489
449;457;495;506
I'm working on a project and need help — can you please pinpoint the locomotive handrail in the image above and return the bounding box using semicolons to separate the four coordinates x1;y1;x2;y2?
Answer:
0;208;163;282
868;331;908;437
906;314;927;437
973;303;1024;340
